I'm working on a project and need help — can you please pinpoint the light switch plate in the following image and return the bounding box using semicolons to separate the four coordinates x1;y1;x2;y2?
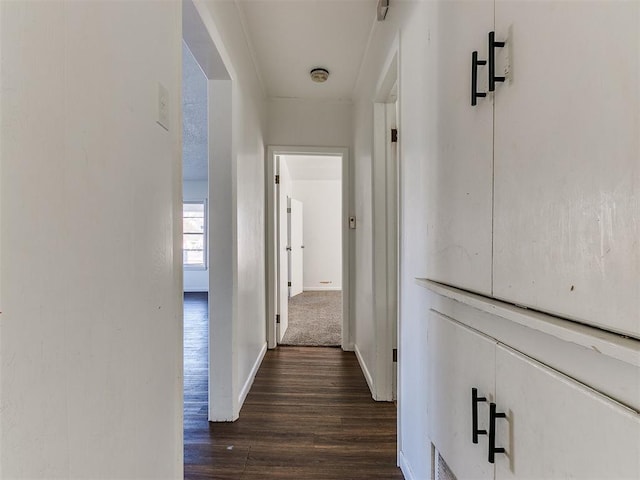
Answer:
157;82;169;131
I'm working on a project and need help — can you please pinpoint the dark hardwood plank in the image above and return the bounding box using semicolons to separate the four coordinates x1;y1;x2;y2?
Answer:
183;293;403;479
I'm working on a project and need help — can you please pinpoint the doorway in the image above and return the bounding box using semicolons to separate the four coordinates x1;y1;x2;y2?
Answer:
182;0;234;421
266;147;351;351
278;154;343;347
370;44;399;402
182;37;210;427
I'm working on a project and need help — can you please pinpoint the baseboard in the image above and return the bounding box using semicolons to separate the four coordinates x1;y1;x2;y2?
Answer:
342;342;355;352
237;342;267;410
399;450;417;480
354;343;375;399
303;287;342;291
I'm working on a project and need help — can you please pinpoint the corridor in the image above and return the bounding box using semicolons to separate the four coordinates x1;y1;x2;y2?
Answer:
183;293;402;479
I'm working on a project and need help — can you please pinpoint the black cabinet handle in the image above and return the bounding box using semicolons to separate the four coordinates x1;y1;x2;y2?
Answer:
488;31;506;91
471;51;487;106
488;402;507;463
472;388;487;443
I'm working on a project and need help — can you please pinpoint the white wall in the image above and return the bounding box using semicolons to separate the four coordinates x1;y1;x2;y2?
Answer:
183;180;209;292
197;0;267;419
352;2;434;478
266;96;354;349
268;98;352;147
292;180;342;290
0;1;183;478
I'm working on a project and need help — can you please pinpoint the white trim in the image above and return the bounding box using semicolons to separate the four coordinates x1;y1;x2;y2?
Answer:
416;279;640;367
266;146;351;351
399;450;417;480
354;344;375;400
237;342;267;410
303;287;342;292
265;150;277;348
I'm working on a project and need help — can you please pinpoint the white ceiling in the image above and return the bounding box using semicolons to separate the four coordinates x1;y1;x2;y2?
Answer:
183;0;377;181
237;0;378;100
283;155;342;181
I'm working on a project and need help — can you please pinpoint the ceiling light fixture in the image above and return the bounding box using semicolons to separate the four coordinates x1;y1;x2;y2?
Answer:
377;0;389;21
310;67;329;83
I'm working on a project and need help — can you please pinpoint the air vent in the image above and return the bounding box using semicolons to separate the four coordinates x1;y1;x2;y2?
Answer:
435;450;456;480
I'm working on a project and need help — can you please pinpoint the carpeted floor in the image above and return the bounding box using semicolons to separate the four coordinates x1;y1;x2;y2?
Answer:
280;291;342;346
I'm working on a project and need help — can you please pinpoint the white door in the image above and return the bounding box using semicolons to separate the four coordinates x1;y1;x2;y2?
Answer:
427;0;495;295
289;198;304;297
495;345;640;479
427;310;496;480
492;1;640;337
276;163;289;342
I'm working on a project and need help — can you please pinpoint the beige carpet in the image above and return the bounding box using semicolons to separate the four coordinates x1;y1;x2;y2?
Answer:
280;291;342;346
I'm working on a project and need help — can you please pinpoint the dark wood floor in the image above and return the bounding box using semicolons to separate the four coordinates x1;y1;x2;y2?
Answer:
184;292;403;479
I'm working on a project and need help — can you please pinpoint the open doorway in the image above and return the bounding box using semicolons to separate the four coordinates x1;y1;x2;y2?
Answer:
182;39;209;421
371;45;399;403
266;147;351;351
277;154;343;346
182;0;235;422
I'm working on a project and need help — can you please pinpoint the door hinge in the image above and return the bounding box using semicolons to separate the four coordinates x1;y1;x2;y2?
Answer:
276;314;280;324
287;207;291;213
288;282;292;287
391;128;398;143
275;175;280;184
392;348;398;362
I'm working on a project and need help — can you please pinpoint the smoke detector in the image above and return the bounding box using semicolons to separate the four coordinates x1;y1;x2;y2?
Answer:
310;68;329;83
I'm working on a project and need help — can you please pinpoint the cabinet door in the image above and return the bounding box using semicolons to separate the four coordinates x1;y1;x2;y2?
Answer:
427;310;496;480
493;1;640;336
495;345;640;480
427;0;494;295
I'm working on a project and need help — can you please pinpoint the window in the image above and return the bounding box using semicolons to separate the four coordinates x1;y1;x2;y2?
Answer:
183;201;206;268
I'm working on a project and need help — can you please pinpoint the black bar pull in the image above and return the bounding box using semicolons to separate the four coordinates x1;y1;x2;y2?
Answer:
471;51;487;106
488;402;507;463
488;31;506;92
472;388;487;443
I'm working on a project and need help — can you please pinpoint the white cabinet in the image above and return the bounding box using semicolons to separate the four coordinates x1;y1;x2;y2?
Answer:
427;0;494;295
495;345;640;480
427;310;640;480
427;310;495;480
428;0;640;337
492;0;640;338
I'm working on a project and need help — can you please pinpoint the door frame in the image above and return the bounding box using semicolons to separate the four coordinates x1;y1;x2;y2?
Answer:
288;197;304;297
371;41;400;403
265;146;351;350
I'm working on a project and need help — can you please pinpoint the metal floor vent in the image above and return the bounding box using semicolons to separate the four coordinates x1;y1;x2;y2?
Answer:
435;451;457;480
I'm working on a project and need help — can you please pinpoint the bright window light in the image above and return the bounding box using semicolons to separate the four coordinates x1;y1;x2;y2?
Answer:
183;201;206;268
